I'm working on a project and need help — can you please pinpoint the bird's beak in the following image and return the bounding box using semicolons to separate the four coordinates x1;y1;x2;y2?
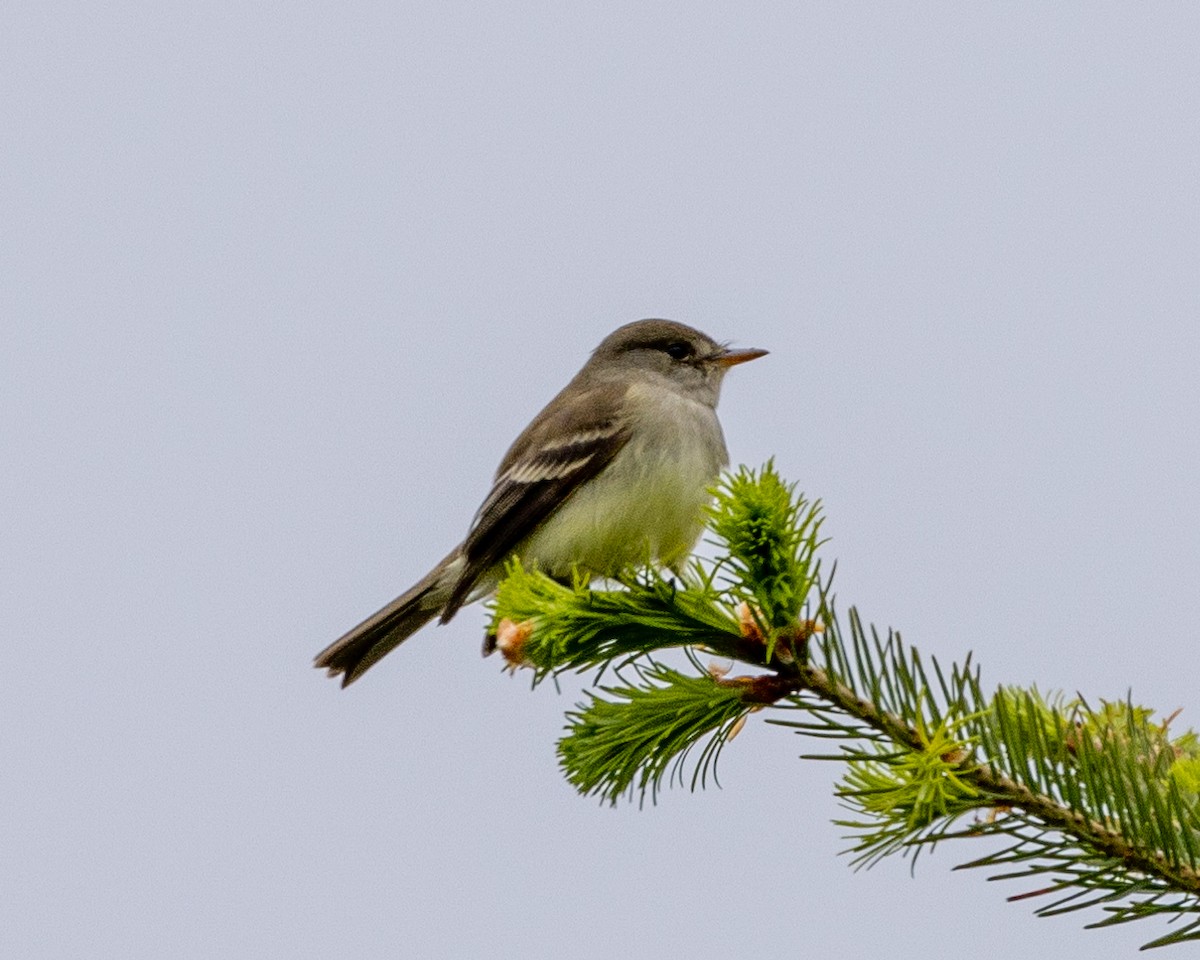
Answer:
714;346;769;368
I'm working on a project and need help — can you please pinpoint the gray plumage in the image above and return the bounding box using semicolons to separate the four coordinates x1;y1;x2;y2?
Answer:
314;319;766;686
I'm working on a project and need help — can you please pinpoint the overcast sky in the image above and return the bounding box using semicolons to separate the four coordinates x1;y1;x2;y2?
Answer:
5;3;1200;958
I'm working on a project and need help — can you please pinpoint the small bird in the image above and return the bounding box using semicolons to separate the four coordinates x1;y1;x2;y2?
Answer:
315;319;766;686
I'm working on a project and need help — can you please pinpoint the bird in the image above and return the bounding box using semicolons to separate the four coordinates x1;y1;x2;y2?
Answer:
314;318;766;686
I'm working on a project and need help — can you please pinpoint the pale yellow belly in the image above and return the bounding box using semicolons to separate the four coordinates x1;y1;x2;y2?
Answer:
520;400;726;577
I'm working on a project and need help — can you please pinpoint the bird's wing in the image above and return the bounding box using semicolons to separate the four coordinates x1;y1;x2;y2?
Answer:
439;380;631;620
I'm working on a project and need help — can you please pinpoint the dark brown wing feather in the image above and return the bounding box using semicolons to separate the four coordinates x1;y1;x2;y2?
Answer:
439;381;630;620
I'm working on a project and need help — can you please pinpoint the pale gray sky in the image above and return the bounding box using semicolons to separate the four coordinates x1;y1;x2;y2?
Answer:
4;3;1200;958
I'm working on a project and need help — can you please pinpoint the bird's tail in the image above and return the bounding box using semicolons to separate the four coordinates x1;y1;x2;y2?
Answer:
314;549;462;686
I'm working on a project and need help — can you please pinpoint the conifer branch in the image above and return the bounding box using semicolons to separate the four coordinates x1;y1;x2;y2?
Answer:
488;463;1200;949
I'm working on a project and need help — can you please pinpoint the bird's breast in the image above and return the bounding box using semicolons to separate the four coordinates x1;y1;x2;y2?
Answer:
521;388;728;576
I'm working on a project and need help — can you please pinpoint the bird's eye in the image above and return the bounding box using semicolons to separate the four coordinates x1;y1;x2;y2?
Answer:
664;341;693;360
